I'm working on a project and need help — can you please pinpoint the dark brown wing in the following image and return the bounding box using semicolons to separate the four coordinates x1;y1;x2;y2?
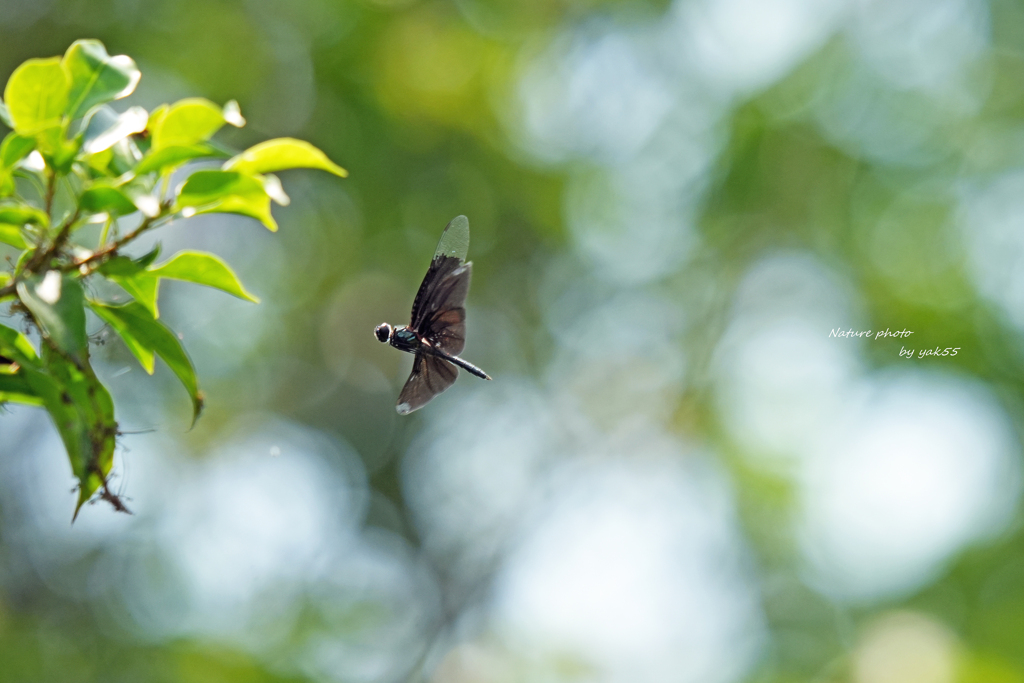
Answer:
410;254;463;330
396;353;459;415
411;262;471;355
423;263;470;355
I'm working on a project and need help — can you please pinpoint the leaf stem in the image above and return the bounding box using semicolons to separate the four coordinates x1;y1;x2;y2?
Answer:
43;170;56;218
67;203;172;273
98;215;113;247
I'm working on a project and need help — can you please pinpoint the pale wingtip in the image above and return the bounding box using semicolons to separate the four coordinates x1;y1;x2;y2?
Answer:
396;402;412;415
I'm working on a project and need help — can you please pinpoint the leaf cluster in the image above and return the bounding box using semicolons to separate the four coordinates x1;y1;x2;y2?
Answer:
0;40;346;519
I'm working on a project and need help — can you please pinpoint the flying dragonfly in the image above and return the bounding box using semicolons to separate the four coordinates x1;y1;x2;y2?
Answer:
375;215;491;414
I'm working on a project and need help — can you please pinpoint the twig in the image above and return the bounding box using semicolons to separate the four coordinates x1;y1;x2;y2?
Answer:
4;207;83;290
43;170;56;217
98;214;113;247
0;201;168;300
67;207;170;273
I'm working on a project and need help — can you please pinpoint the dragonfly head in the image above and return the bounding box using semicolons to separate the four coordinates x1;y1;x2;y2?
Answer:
374;323;393;343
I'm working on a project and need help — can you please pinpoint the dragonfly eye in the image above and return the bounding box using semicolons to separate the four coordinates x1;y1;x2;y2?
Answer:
374;323;392;343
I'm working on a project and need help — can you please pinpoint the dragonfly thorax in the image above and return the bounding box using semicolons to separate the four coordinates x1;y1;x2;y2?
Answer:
390;326;420;353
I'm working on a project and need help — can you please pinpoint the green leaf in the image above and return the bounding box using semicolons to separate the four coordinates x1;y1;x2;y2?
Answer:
87;299;155;373
109;272;158;316
1;324;49;410
0;223;27;248
34;123;77;172
224;138;348;177
3;57;70;133
175;170;277;231
80;105;147;155
3;276;121;517
97;248;258;319
150;250;259;304
0;132;36;195
79;184;138;216
134;142;230;176
84;146;113;174
0;365;44;406
151;98;225;151
97;250;161;316
200;194;277;231
100;274;159;316
0;101;12;128
27;346;118;518
33;122;62;154
0;200;48;226
145;104;167;133
97;254;143;277
62;40;141;121
13;247;34;275
86;300;203;424
0;322;39;365
136;244;161;268
1;132;35;168
17;272;88;358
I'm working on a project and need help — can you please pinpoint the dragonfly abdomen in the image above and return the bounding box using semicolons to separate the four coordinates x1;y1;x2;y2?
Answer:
435;350;491;380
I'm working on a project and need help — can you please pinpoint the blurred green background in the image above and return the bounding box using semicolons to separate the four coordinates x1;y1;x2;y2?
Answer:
3;0;1024;682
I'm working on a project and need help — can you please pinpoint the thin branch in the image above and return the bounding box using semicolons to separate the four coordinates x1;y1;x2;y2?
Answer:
43;170;56;217
50;208;81;253
0;203;170;300
17;207;82;276
67;207;170;273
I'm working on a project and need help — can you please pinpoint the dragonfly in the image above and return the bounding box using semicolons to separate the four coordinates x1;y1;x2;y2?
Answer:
375;215;491;414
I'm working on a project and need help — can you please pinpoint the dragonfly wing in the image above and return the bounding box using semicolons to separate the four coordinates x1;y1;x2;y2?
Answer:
421;263;470;355
396;353;459;415
410;254;463;330
434;215;469;262
409;216;470;328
